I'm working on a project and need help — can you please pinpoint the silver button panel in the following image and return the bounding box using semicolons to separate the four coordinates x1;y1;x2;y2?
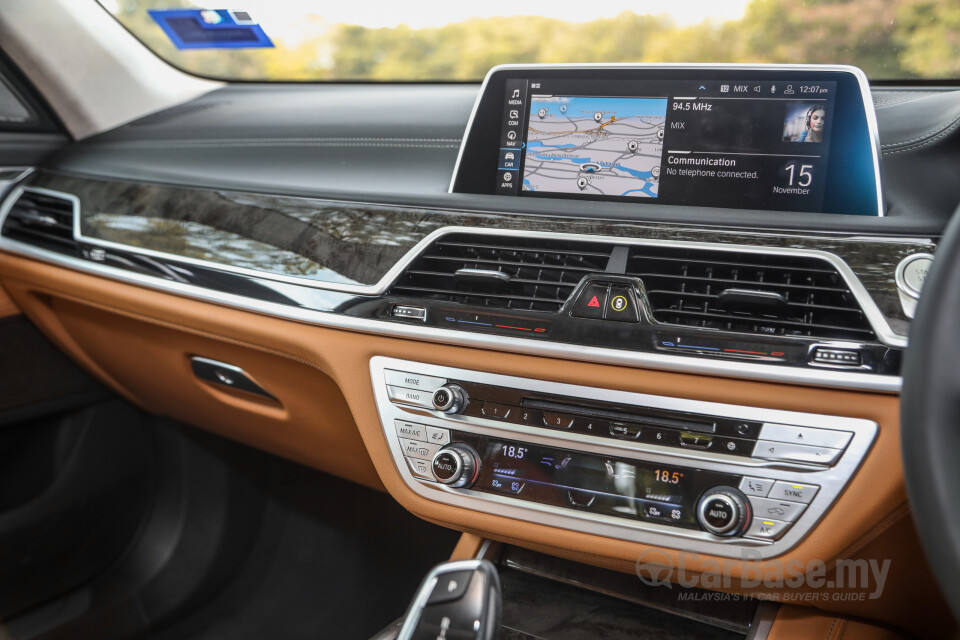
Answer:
759;423;853;449
384;369;447;393
738;476;775;497
389;417;449;484
753;440;843;466
745;517;791;540
400;438;443;460
748;496;807;523
387;385;435;408
406;457;434;481
371;356;880;559
395;420;427;441
426;426;451;446
768;481;819;504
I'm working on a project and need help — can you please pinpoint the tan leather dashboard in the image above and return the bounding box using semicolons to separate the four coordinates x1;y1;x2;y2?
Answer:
0;252;952;637
0;282;19;318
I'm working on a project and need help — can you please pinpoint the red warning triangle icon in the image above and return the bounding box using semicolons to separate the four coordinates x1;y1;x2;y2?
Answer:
587;295;600;308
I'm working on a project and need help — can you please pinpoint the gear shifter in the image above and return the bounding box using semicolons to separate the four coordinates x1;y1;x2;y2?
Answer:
396;559;501;640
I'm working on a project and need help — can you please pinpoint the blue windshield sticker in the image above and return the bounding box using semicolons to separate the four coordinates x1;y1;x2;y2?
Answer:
148;9;274;50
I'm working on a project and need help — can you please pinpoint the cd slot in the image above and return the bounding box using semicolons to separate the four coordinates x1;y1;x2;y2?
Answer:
521;398;717;434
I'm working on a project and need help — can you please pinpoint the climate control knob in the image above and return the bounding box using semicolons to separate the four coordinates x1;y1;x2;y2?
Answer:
432;384;468;413
696;486;751;536
432;443;480;488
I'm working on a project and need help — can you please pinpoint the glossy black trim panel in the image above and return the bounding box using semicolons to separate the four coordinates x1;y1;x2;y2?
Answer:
26;171;927;339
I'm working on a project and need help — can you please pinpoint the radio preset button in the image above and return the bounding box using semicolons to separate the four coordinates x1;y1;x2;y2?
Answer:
641;428;680;447
405;457;434;481
481;403;512;420
748;496;806;522
395;420;428;442
745;517;792;540
769;481;819;504
384;370;446;393
753;440;843;466
573;417;608;435
759;423;853;450
609;421;641;439
400;438;442;460
679;432;712;449
739;476;775;497
425;426;450;446
387;385;434;408
543;412;575;429
516;408;543;425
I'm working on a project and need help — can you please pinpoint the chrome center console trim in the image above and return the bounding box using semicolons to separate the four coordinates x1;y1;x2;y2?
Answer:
371;356;878;559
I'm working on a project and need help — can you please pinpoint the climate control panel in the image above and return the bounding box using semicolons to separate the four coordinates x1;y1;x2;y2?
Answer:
372;357;877;558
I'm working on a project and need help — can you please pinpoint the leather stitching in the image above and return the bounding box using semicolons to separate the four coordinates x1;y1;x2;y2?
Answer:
835;619;849;640
826;617;841;640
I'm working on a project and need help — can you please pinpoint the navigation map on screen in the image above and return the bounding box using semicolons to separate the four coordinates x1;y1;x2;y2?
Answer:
521;96;667;198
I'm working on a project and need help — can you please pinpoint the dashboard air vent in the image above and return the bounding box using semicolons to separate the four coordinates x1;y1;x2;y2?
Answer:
392;233;615;312
1;189;77;254
626;245;875;342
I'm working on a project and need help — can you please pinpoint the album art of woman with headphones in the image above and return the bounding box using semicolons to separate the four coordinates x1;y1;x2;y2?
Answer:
782;102;827;143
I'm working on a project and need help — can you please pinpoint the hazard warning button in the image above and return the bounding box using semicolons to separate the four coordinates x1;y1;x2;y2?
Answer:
571;283;609;319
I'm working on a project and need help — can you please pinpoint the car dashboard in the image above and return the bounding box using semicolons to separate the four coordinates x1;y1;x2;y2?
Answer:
0;63;956;636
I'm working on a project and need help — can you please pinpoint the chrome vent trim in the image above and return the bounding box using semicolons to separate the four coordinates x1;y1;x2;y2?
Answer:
0;187;78;254
627;245;876;342
391;233;616;312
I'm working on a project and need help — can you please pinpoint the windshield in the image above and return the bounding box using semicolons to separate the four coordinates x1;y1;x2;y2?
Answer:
99;0;959;81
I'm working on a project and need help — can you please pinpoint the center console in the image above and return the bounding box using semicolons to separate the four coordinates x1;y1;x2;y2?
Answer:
372;356;877;558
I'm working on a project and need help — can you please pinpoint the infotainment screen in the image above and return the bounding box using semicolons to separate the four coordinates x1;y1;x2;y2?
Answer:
450;66;883;216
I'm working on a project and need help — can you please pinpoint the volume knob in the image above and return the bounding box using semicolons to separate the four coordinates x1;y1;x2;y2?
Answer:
432;384;467;413
432;444;480;488
696;486;750;536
